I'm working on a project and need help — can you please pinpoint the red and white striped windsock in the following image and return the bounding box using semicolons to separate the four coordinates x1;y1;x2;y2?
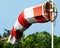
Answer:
7;2;51;45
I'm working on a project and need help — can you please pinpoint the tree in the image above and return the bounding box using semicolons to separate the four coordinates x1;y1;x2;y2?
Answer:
1;31;60;48
19;31;51;48
0;34;2;38
2;29;11;38
0;39;3;48
3;32;7;38
4;29;11;36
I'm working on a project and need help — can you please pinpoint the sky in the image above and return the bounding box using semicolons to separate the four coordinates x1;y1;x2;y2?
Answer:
0;0;60;36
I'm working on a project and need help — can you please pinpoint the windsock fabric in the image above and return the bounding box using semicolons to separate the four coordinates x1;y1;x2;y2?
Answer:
7;4;50;45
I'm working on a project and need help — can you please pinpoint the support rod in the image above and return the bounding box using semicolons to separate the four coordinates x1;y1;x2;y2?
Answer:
51;0;54;48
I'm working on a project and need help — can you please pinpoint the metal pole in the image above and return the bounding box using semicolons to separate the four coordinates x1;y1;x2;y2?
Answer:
51;0;54;48
52;22;54;48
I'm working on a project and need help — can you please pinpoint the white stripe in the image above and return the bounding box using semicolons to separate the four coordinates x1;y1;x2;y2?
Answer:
14;19;23;31
42;4;44;15
7;35;12;43
7;35;16;44
24;7;37;23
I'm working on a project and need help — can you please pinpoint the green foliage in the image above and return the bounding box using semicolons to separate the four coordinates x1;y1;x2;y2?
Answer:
3;29;11;38
3;32;7;38
0;34;2;38
0;39;3;48
23;31;51;48
0;30;60;48
4;29;11;36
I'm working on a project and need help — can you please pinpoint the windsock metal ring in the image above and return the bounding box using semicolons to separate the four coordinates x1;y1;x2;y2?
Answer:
43;1;58;22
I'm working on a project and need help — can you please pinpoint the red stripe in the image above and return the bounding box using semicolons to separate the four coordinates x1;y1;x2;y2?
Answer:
33;5;42;17
34;15;47;23
10;27;23;39
18;11;31;28
33;5;47;23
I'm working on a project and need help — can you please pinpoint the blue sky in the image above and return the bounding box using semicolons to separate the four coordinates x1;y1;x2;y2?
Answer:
0;0;60;36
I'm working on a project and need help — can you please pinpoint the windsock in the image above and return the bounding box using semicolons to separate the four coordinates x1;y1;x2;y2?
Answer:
7;2;53;45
